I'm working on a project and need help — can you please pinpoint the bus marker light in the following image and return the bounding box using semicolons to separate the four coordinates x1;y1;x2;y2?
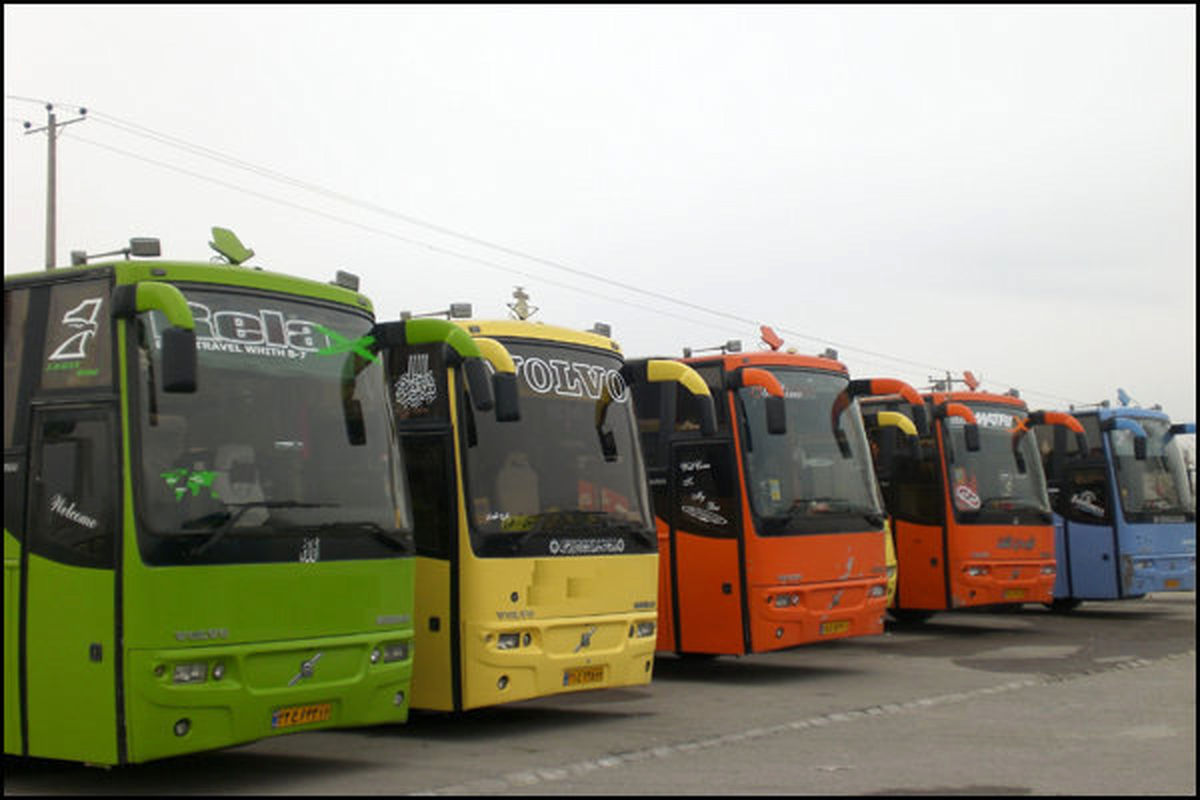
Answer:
173;663;207;684
497;633;520;650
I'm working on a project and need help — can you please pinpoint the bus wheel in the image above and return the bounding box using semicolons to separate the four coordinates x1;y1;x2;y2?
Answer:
1044;598;1082;613
888;609;934;625
676;652;719;661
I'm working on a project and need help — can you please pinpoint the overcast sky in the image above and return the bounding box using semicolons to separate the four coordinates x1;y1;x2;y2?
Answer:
5;5;1196;424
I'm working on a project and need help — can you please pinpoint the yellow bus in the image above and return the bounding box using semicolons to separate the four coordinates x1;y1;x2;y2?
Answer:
376;309;714;711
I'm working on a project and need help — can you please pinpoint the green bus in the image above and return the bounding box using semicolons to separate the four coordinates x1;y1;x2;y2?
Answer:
3;231;428;764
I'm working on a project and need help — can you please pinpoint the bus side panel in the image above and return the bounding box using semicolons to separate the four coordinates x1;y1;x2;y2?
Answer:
411;556;454;710
673;531;744;654
1063;518;1119;599
654;515;675;652
25;554;118;763
894;519;946;610
4;530;21;755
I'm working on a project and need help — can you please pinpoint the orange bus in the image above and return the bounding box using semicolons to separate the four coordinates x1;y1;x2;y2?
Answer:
862;380;1085;622
629;329;921;655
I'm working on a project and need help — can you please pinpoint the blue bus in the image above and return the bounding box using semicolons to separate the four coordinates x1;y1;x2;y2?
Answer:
1035;399;1195;610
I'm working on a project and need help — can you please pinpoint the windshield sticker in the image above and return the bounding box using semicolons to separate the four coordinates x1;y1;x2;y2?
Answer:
510;355;628;402
549;537;626;555
50;493;99;529
149;301;366;364
682;503;729;526
1070;491;1106;518
299;536;320;563
314;324;377;362
394;352;438;409
49;297;103;361
161;467;218;501
974;411;1019;429
954;483;981;510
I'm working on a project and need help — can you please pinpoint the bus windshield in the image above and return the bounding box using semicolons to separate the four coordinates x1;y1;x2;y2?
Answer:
943;403;1051;524
740;368;885;535
135;287;411;565
1110;419;1195;521
464;341;653;558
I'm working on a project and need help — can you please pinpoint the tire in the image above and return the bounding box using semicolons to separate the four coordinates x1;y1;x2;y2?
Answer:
1044;598;1082;613
888;608;935;625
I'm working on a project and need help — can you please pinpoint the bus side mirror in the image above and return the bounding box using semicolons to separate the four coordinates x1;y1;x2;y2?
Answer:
344;398;366;445
765;395;786;436
463;358;496;413
493;372;520;422
964;424;981;452
160;327;197;394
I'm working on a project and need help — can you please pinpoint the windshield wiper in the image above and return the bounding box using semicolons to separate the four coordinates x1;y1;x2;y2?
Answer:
763;498;884;527
186;501;336;558
312;520;412;552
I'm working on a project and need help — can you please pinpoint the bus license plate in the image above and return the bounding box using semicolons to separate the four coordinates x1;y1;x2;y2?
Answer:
1003;588;1026;600
1165;579;1180;589
563;666;605;687
271;702;333;729
820;620;850;636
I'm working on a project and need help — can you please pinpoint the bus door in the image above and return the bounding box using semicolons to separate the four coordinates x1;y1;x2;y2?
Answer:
22;403;120;762
667;439;744;654
1058;447;1119;599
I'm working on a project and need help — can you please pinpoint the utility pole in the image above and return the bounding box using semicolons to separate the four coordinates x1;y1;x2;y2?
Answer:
23;103;87;270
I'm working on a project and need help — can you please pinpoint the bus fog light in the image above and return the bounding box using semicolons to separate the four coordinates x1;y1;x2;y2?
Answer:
383;642;409;663
789;593;800;606
775;627;784;639
497;675;509;690
497;633;520;650
635;621;656;637
394;690;405;706
173;718;191;737
172;663;207;684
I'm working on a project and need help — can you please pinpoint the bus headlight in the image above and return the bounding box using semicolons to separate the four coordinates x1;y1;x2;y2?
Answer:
497;633;520;650
869;585;886;598
965;566;990;577
1041;565;1056;575
635;621;656;638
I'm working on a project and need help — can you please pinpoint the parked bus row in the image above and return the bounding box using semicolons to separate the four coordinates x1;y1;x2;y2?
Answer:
4;230;1194;765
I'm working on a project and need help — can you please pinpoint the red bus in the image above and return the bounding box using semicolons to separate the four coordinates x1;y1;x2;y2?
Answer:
862;382;1085;622
629;330;922;655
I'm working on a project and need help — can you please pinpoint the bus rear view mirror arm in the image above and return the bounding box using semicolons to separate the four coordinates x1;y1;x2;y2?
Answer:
112;282;197;393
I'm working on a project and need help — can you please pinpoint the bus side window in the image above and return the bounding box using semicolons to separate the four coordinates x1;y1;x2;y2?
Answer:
29;411;116;569
1063;463;1109;523
671;442;738;538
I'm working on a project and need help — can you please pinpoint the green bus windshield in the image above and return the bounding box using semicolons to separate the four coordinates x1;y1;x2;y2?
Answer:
135;287;412;565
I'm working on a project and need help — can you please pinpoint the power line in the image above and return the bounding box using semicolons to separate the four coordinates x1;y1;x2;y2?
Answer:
11;98;1094;406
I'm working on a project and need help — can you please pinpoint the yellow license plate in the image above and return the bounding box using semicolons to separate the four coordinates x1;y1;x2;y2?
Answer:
820;620;851;636
1003;588;1027;600
1165;579;1180;589
563;666;605;687
271;702;333;729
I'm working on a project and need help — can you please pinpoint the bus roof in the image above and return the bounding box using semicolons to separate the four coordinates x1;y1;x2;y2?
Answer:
454;319;622;354
683;350;848;376
4;259;373;313
923;390;1029;410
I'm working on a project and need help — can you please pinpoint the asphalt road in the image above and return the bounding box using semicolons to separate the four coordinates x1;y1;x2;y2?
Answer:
6;592;1195;796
